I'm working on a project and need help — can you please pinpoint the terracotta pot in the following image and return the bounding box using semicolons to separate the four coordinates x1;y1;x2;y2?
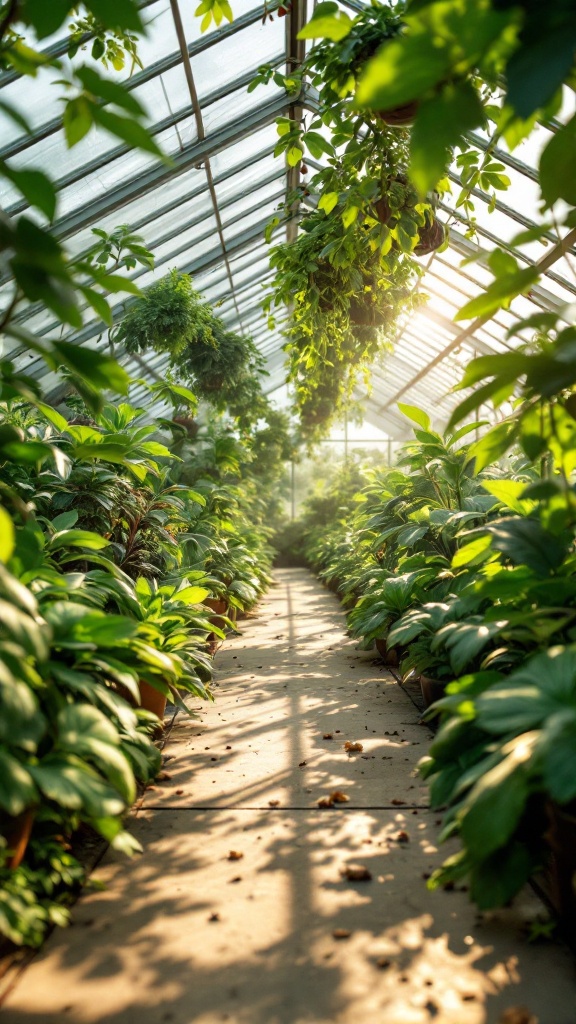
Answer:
204;597;228;616
414;219;446;257
545;801;576;941
377;100;419;126
139;680;167;723
420;674;447;708
0;809;35;869
373;196;392;225
172;415;199;438
375;638;399;667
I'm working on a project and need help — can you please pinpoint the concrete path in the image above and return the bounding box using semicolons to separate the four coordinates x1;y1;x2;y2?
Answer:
1;569;574;1024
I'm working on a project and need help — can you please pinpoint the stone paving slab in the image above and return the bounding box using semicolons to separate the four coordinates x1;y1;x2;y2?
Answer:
1;806;574;1024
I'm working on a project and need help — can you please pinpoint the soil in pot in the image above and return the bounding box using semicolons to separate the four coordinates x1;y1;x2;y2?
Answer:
0;809;35;869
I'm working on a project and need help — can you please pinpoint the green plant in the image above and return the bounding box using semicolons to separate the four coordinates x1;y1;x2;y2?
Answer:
421;647;576;909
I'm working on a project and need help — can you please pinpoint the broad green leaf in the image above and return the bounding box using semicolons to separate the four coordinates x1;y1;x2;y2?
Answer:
540;115;576;208
49;529;109;552
0;164;57;221
63;97;93;148
455;266;540;321
52;343;130;395
84;0;143;31
481;480;536;516
0;750;37;816
22;0;71;37
397;402;431;430
75;67;144;116
298;2;352;41
96;274;142;296
286;146;303;167
36;402;68;432
93;108;164;158
451;534;492;568
0;508;15;563
460;739;531;858
482;516;567;576
410;83;485;195
318;192;339;215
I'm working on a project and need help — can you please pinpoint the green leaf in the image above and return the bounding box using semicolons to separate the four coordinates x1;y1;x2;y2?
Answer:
36;402;68;433
79;286;112;326
539;115;576;208
63;97;93;148
96;274;142;296
75;67;144;116
84;0;143;32
481;480;536;516
318;192;339;215
410;83;485;195
23;0;71;38
356;29;451;112
286;146;303;167
455;266;540;322
460;740;530;859
451;534;493;568
0;164;57;221
0;750;37;816
49;529;110;552
92;108;164;159
52;343;130;395
298;2;352;41
0;508;15;564
397;402;431;430
481;516;568;576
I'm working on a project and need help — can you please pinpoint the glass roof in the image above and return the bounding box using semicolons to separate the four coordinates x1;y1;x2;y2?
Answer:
2;0;575;437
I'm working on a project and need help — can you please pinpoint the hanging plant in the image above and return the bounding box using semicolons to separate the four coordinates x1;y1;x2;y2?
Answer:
113;270;268;416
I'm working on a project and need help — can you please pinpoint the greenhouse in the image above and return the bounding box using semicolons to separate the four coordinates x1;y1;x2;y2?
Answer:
0;0;576;1020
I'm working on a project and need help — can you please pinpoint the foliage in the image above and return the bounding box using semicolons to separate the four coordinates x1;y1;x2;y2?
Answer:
115;270;269;419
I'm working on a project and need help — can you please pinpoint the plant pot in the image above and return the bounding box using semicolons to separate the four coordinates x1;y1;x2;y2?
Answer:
0;808;35;869
420;674;447;708
139;680;167;723
375;638;399;667
376;100;419;126
545;801;576;940
373;196;392;224
204;597;228;617
414;219;446;257
172;415;199;438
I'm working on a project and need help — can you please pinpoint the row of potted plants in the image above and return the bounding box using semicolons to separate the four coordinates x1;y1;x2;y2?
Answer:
296;377;576;933
0;382;281;947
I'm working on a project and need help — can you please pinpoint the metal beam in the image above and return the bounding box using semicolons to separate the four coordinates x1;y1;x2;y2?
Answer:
375;226;576;414
38;93;291;243
5;61;285;221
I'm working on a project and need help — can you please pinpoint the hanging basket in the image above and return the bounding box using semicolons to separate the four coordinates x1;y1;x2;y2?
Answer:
172;415;199;438
414;219;446;257
376;100;419;127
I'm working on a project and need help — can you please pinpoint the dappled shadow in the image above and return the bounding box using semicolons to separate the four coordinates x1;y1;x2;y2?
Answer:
2;569;574;1024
